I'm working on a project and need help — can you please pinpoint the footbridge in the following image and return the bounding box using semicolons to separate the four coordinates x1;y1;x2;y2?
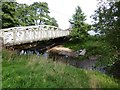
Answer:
0;25;71;46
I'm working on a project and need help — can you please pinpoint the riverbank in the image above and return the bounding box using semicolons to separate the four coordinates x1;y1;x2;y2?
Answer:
2;49;120;88
4;35;119;79
63;36;120;79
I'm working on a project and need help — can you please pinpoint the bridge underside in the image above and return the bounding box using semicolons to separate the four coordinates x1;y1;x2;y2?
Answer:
5;36;69;51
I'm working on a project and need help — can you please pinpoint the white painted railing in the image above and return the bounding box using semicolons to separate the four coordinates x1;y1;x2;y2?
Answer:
0;25;70;46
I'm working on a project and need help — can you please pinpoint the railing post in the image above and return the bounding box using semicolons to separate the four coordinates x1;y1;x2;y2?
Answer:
24;30;26;43
13;30;16;45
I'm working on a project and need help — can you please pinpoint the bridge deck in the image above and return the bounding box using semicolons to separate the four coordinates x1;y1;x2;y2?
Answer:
0;25;70;46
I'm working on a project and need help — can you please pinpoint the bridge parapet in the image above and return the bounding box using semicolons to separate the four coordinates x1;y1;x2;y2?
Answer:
0;25;70;46
1;25;59;31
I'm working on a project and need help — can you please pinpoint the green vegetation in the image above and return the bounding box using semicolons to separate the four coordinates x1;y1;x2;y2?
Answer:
92;0;120;78
2;49;120;88
1;0;120;88
2;2;18;28
1;1;58;28
92;1;120;50
64;36;115;64
67;1;120;77
69;6;91;41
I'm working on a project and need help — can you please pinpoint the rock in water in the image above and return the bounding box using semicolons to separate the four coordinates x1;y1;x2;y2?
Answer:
79;49;86;56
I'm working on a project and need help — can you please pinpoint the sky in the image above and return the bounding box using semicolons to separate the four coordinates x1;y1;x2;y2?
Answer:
16;0;98;30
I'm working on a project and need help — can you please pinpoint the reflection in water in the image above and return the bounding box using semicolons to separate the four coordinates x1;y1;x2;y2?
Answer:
48;53;106;74
43;52;49;59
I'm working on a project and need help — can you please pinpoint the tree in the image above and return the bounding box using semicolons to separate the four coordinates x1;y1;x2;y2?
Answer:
29;2;58;26
16;3;35;26
92;0;120;51
45;17;58;27
30;2;50;25
92;0;120;78
69;6;90;41
50;17;58;27
2;2;18;28
1;1;59;28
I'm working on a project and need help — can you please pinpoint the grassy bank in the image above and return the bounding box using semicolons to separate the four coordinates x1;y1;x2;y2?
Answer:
2;49;120;88
64;36;112;55
64;36;116;65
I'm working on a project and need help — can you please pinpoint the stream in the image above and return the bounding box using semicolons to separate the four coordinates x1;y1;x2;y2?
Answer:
17;47;107;74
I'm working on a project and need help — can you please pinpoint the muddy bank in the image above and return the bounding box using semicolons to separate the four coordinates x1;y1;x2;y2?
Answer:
47;45;87;57
47;45;78;57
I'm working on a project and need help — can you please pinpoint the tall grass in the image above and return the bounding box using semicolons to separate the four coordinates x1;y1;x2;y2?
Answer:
2;49;120;88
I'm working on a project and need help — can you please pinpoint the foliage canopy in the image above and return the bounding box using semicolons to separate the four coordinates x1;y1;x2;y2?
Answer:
69;6;91;41
2;2;58;28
